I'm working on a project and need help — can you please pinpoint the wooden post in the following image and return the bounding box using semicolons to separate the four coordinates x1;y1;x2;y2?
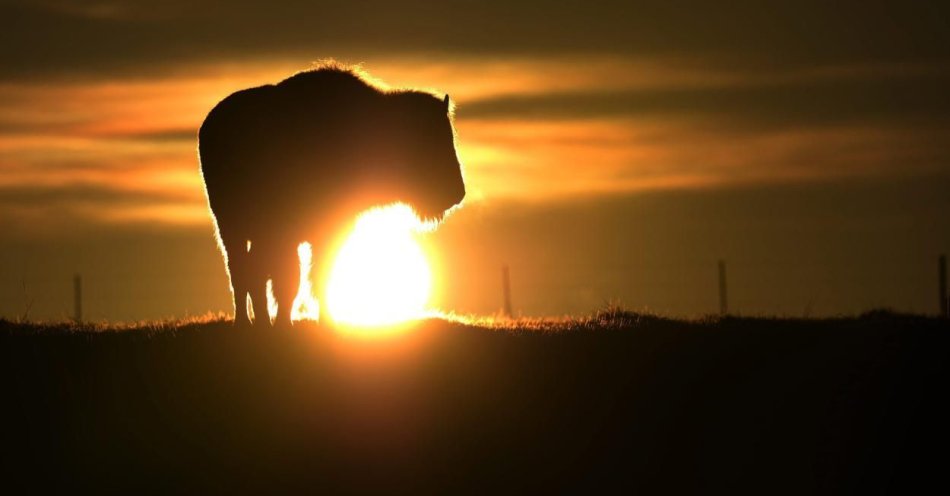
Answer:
502;264;513;318
718;260;728;316
940;255;947;318
73;274;82;323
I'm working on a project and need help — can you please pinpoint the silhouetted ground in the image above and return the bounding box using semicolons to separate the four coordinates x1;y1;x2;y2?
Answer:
2;310;947;494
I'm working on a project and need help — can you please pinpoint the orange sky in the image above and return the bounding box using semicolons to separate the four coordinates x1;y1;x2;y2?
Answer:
2;1;949;320
2;56;946;228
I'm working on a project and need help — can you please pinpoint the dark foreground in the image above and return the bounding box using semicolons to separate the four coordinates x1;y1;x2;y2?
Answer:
2;311;948;494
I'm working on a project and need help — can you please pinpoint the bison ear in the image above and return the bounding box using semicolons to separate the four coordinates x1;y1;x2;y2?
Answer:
443;94;450;111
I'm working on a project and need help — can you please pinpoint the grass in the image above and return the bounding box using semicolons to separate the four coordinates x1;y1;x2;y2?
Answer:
2;309;948;494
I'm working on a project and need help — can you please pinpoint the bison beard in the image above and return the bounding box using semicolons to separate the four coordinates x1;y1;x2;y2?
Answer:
198;64;466;326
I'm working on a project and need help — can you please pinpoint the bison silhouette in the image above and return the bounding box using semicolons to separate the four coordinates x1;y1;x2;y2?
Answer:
198;64;466;326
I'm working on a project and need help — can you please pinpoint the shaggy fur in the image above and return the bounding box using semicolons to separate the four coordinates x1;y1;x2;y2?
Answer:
198;64;466;325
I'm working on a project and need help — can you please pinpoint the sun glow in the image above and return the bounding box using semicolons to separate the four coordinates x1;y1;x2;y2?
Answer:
291;242;320;322
322;204;434;327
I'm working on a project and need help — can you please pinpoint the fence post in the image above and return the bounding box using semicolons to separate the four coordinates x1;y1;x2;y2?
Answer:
718;260;728;316
940;255;947;318
74;274;82;323
502;264;513;318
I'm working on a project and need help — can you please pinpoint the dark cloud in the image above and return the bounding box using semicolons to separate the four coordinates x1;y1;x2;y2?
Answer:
461;70;950;132
0;183;194;205
0;120;196;142
3;1;949;80
98;129;197;143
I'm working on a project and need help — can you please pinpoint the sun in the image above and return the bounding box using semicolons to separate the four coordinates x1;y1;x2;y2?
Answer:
319;203;434;327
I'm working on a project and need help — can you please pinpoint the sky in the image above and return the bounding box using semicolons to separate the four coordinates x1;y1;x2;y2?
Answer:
1;0;949;321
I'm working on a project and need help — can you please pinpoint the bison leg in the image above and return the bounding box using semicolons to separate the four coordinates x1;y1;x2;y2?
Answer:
222;235;251;326
246;248;271;327
271;243;301;326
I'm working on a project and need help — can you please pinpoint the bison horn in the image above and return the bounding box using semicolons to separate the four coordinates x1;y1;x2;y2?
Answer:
443;94;450;110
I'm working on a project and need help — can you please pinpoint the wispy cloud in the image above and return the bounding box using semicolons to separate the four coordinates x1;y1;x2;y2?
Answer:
4;1;948;80
2;55;949;230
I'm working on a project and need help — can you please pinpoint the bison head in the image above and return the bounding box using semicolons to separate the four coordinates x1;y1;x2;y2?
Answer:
385;92;466;222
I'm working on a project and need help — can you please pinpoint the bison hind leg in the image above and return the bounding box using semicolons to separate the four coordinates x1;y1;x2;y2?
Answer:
245;245;271;327
271;244;301;327
221;236;252;326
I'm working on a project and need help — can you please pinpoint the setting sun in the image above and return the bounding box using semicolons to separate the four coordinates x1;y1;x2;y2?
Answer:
321;203;434;327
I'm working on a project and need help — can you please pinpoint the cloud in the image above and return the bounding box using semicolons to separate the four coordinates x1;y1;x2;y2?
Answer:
2;1;949;81
2;22;948;229
461;68;950;131
0;182;210;238
457;118;950;201
2;55;948;220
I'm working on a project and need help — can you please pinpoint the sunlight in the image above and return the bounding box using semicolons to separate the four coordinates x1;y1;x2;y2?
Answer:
324;203;434;327
292;242;320;322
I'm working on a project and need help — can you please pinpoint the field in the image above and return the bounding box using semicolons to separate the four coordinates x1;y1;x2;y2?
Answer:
2;310;948;494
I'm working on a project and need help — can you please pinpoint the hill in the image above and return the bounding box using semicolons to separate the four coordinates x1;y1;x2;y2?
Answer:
2;311;948;494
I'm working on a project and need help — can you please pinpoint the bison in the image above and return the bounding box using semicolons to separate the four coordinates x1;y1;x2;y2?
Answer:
198;64;466;326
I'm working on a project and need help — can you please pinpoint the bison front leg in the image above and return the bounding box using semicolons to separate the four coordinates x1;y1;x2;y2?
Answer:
222;236;251;326
248;279;270;327
246;245;271;327
271;244;301;327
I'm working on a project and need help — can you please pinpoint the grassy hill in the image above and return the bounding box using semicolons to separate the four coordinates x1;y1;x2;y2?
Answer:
2;310;947;494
